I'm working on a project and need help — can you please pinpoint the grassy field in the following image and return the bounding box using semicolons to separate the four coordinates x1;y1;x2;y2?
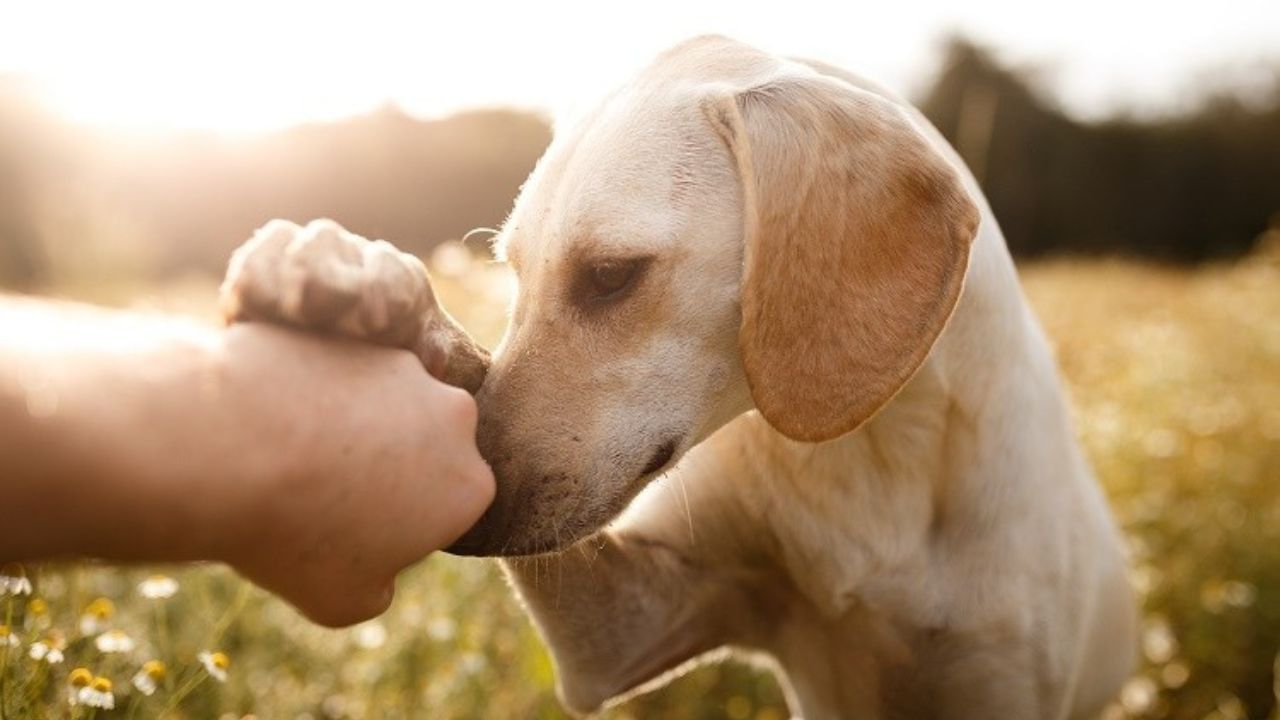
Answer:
2;245;1278;719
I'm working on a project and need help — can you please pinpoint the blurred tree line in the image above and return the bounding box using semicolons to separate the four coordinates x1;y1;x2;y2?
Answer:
1;38;1278;290
0;80;550;290
922;38;1280;261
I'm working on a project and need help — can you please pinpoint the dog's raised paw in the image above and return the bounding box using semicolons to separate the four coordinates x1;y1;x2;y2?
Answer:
219;218;433;347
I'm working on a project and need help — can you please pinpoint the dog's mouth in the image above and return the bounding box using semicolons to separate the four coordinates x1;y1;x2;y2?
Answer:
447;435;686;558
639;438;679;477
446;515;597;558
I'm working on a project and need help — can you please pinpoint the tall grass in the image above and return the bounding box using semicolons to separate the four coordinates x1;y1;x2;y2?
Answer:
3;246;1277;719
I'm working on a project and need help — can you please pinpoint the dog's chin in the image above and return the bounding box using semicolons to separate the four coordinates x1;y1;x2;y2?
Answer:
443;501;606;558
444;492;635;558
445;527;597;558
448;438;686;558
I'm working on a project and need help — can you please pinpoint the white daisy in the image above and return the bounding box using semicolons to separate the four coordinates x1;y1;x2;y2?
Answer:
132;660;166;696
1;575;33;596
353;621;387;650
198;650;230;682
138;575;179;600
29;641;64;664
67;668;93;706
77;677;115;710
95;629;136;654
0;625;19;648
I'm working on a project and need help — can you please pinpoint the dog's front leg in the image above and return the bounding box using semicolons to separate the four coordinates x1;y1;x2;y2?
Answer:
503;529;766;716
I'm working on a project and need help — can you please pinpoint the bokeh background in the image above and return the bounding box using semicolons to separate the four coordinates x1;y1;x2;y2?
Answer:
1;1;1278;718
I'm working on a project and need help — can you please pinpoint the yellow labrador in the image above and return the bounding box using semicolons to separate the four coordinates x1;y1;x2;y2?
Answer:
222;36;1135;720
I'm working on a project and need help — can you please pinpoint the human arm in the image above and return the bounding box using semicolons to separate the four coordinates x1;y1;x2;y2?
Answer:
0;297;493;626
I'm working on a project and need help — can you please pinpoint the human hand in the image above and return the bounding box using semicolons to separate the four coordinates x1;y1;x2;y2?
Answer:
214;324;494;627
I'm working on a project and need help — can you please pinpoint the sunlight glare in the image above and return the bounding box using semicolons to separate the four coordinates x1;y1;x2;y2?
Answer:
2;0;1278;133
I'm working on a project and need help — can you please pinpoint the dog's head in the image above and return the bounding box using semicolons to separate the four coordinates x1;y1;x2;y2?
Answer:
450;36;979;556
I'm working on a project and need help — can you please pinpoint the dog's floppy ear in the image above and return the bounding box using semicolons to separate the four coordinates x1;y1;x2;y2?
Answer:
705;74;980;442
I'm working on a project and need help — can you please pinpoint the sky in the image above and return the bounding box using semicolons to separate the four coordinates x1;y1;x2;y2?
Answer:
1;0;1278;133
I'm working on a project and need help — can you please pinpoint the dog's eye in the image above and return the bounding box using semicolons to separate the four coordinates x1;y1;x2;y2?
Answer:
590;261;638;297
575;257;650;306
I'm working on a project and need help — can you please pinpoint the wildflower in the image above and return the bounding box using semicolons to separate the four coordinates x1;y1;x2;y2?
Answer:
0;565;32;595
426;616;457;642
1;576;30;595
29;640;65;664
138;574;179;599
95;629;136;654
25;597;51;631
132;660;166;696
198;650;230;682
77;676;115;710
67;668;93;706
353;621;387;650
0;624;19;648
79;597;115;636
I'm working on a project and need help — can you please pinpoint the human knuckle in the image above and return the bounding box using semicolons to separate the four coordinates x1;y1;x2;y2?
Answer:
466;461;496;506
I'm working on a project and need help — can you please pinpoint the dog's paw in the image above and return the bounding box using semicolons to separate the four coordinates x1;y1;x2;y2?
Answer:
220;218;434;348
219;219;491;393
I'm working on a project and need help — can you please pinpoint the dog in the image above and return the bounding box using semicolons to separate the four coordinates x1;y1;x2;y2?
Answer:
221;35;1136;720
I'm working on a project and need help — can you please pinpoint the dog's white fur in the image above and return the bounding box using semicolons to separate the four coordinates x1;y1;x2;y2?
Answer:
223;36;1135;720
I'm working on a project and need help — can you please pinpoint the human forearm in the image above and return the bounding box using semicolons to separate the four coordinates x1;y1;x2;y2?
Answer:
0;297;253;563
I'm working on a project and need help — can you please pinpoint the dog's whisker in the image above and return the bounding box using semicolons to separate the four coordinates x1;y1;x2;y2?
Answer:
552;517;564;609
460;226;501;248
673;468;696;546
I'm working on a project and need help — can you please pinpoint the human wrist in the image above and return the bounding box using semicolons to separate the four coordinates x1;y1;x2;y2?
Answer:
189;327;300;568
83;326;255;565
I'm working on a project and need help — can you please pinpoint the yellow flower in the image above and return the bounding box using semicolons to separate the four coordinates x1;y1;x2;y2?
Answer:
69;668;94;688
132;660;166;696
198;650;230;682
79;597;115;636
68;667;99;708
138;574;179;599
85;598;115;617
28;598;48;616
0;624;19;648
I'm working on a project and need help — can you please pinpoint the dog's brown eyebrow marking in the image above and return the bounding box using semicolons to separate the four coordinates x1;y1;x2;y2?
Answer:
564;232;612;264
